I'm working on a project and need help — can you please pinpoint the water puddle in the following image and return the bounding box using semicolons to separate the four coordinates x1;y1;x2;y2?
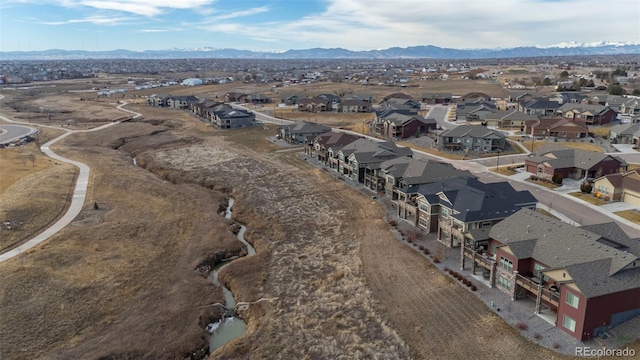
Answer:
207;197;255;354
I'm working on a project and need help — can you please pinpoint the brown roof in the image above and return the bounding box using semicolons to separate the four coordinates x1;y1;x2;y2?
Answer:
622;169;640;192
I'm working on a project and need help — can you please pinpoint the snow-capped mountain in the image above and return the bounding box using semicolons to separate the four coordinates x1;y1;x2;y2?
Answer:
2;43;639;60
542;41;640;48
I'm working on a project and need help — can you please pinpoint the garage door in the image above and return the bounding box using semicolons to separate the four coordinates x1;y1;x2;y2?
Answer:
623;191;640;207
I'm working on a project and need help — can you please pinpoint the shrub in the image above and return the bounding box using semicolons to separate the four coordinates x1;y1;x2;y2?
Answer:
443;266;449;272
551;174;563;184
389;220;397;227
456;274;463;280
407;238;413;243
465;282;472;287
530;175;538;181
418;245;424;251
515;322;529;331
553;342;561;349
423;248;430;255
580;181;592;194
448;269;454;275
533;332;542;340
470;285;477;291
433;256;440;263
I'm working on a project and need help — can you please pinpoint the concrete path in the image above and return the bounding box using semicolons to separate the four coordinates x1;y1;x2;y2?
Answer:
0;96;141;263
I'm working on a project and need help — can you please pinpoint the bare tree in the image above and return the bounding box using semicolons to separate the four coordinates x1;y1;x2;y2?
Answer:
27;154;36;167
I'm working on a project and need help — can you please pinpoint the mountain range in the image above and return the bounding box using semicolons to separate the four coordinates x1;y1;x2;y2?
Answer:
2;43;639;61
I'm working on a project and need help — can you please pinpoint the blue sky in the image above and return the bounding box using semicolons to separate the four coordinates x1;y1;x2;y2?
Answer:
1;0;639;52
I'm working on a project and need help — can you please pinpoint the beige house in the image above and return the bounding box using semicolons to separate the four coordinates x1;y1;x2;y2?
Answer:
593;169;640;206
593;173;624;201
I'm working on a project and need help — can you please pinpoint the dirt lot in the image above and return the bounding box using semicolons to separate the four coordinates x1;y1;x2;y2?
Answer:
2;83;630;359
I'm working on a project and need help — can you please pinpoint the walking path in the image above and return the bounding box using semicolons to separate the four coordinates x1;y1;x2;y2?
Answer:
0;96;141;263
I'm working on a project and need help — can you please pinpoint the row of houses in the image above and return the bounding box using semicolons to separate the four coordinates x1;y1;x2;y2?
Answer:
146;95;257;129
301;131;639;341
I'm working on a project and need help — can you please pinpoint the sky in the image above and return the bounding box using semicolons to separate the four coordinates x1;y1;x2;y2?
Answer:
1;0;639;52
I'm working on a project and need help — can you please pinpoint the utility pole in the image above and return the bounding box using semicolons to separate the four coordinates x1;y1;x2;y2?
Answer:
496;150;501;171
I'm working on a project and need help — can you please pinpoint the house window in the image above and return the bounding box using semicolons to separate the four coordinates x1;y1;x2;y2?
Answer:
533;263;546;279
441;208;449;219
562;314;576;332
480;221;492;228
419;203;429;211
497;275;511;291
565;292;580;309
419;218;428;227
499;257;513;272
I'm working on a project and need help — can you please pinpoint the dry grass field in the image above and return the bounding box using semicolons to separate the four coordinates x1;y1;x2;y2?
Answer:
2;80;629;359
0;142;77;251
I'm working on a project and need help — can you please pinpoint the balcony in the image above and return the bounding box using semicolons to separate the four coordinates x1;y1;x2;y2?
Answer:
515;274;559;308
463;247;495;270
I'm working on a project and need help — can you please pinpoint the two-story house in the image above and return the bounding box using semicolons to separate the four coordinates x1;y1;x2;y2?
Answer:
278;121;331;144
464;209;640;341
437;125;506;152
208;103;256;129
335;139;413;187
556;104;617;125
307;131;362;164
412;177;537;247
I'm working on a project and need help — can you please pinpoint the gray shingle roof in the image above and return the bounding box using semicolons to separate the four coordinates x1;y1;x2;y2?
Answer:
412;177;536;222
440;124;506;139
284;121;331;134
528;148;626;170
381;157;473;185
489;209;639;297
341;139;413;166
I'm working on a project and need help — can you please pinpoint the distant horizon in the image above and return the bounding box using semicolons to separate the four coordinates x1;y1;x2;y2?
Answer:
2;0;639;52
3;41;640;54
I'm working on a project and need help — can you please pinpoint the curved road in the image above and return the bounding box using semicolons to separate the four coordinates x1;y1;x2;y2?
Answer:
0;124;39;145
0;97;141;263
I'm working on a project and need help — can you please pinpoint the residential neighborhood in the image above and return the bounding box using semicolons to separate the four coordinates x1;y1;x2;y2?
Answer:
3;54;640;359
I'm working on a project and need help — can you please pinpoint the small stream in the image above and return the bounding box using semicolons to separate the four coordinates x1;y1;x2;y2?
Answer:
206;198;255;353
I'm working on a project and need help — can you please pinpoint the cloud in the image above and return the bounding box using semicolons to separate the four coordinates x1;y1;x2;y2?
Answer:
56;0;216;16
40;14;133;25
196;0;640;50
138;28;170;33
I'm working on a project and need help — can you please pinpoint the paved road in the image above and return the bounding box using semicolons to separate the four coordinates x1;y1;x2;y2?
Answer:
0;124;38;145
425;105;454;130
0;96;141;263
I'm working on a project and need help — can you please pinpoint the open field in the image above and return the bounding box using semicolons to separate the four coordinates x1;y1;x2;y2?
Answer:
511;137;605;153
1;91;128;127
3;81;635;359
0;141;77;251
